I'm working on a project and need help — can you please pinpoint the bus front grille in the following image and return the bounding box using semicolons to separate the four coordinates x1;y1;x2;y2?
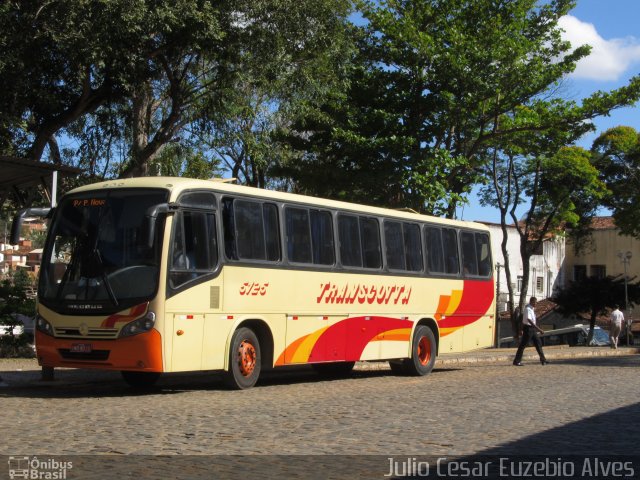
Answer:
54;327;119;339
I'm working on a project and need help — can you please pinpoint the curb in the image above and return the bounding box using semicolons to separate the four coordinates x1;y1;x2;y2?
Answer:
355;347;640;370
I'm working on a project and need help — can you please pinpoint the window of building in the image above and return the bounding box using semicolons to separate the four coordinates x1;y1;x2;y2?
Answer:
517;276;523;293
590;265;606;279
573;265;587;282
536;276;543;293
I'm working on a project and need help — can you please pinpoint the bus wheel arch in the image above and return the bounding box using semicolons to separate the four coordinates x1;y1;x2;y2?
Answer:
415;318;439;357
406;319;439;376
224;319;274;390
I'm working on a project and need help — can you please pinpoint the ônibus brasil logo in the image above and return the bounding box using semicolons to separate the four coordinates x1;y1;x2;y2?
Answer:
8;456;73;479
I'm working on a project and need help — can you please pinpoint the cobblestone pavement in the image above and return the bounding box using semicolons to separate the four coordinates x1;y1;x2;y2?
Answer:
0;351;638;478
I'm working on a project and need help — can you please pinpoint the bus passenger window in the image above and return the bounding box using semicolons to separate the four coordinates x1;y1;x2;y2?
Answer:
223;198;281;262
404;223;423;272
310;210;335;265
360;217;382;269
286;207;312;264
476;233;492;277
442;228;460;275
338;214;362;267
384;221;405;270
461;232;478;276
264;204;280;262
426;226;445;274
235;200;266;260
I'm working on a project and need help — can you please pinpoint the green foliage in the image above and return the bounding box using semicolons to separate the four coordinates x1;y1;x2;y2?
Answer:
277;0;640;216
591;126;640;238
0;269;36;357
0;0;353;182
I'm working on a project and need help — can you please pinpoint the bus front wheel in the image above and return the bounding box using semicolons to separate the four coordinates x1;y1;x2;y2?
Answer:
405;325;436;376
225;327;261;390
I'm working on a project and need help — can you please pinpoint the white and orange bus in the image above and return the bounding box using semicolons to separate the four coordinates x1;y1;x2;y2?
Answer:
13;177;495;389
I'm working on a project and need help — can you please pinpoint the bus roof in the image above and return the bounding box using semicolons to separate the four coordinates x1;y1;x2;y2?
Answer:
66;176;487;230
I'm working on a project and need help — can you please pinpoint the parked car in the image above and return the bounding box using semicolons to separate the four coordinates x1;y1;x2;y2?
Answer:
499;324;610;348
0;314;35;337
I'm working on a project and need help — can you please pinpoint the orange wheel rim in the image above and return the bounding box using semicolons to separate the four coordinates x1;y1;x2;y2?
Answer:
238;340;256;377
418;337;431;366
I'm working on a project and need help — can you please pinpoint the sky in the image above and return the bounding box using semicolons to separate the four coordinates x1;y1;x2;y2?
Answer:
458;0;640;223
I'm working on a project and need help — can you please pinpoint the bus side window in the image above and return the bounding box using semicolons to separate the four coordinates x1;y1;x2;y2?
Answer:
223;198;280;262
170;210;217;288
384;221;405;270
338;214;362;268
360;217;382;269
310;210;335;265
461;231;479;276
475;233;491;277
425;226;444;274
403;223;423;272
285;207;312;264
442;228;460;275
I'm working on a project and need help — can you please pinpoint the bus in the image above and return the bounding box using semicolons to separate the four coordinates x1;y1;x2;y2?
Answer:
13;177;495;389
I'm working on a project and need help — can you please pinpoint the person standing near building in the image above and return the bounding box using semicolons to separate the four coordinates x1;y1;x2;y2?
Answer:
513;297;549;366
609;305;624;349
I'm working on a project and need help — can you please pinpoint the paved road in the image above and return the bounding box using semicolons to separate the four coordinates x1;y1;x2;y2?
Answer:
0;354;638;478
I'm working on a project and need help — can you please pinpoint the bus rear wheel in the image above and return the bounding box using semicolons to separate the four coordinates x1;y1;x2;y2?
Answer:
121;371;161;388
405;325;436;376
225;327;261;390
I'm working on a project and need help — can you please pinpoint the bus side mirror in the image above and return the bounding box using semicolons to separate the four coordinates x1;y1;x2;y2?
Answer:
10;207;52;245
145;203;170;248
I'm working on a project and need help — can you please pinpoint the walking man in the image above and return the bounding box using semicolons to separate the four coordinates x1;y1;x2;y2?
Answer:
513;297;548;366
609;305;624;349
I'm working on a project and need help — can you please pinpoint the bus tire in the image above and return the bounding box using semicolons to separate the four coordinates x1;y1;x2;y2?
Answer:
121;371;161;388
405;325;436;376
225;327;261;390
312;361;355;377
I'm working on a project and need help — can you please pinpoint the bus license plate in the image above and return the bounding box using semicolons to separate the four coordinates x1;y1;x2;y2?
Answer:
70;343;93;353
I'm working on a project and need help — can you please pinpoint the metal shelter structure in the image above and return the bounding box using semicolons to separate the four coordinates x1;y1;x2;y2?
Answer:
0;156;82;208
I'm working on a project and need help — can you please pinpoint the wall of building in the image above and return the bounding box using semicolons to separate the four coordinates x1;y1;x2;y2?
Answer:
484;222;566;314
564;221;640;320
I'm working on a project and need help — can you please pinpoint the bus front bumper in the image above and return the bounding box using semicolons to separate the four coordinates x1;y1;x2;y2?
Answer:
35;329;163;372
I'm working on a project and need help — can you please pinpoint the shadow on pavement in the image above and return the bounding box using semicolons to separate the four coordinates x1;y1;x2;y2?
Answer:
0;364;457;398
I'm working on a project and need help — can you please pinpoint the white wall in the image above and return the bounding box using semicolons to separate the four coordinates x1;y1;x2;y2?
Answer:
484;223;565;310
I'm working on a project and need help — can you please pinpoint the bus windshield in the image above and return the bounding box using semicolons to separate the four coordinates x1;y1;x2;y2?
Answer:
39;189;168;313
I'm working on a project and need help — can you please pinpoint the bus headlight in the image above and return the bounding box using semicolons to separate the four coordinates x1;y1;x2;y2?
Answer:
119;312;156;338
36;315;54;336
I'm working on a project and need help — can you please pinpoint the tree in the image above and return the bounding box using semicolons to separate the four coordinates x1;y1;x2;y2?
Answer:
553;275;640;344
278;0;640;216
0;0;353;179
481;143;608;336
591;126;640;238
0;269;36;351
